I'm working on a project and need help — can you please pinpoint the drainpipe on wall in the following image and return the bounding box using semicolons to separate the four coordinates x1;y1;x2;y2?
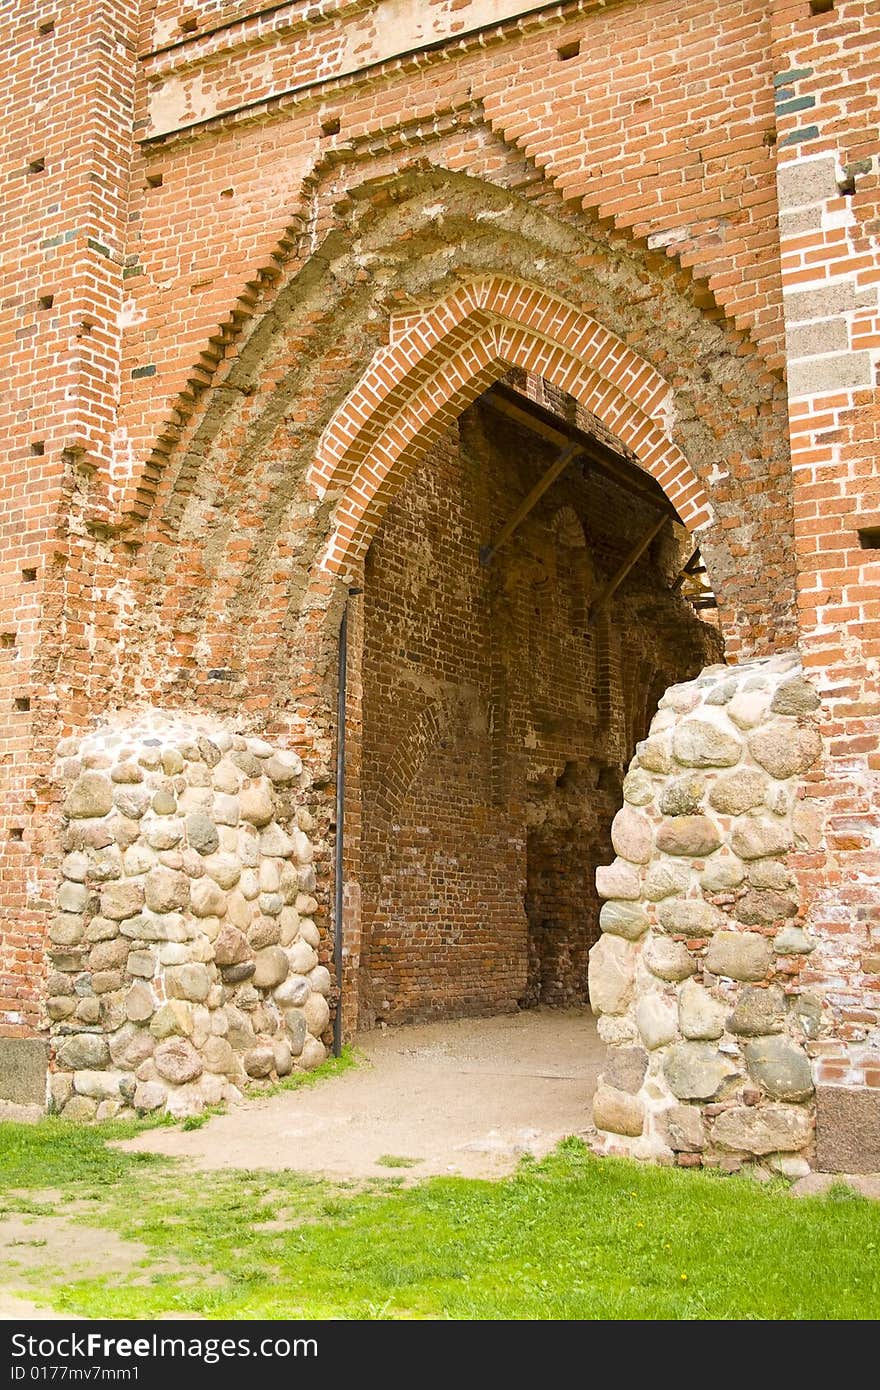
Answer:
332;590;359;1056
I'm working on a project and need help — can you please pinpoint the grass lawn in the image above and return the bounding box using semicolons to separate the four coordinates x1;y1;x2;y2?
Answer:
0;1120;878;1320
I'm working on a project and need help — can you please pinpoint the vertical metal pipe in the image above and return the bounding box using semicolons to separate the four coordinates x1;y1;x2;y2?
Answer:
332;599;348;1057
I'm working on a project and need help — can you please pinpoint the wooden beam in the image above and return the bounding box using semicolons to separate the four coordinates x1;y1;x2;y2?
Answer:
588;513;669;621
479;442;581;567
481;384;679;519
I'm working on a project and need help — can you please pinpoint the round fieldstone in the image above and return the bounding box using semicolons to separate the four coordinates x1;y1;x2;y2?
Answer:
734;888;797;926
266;752;302;784
656;816;721;857
145;821;183;850
657;898;718;938
705;930;772;981
111;762;143;784
726;691;769;731
599;900;648;940
643;936;697;982
203;1036;236;1074
73;1070;123;1100
747;859;794;890
308;965;332;998
100;879;145;921
292;829;313;865
144;866;190;913
244;1045;275;1079
260;824;294;858
643;861;690;901
636;737;672;775
636;993;678;1050
273;1039;293;1077
150;999;193;1039
728;985;786;1037
712;1104;812;1155
678;979;726;1040
745;1036;813;1101
240;783;274;827
88;937;128;972
700;856;746;892
191;877;227;918
660;1105;705;1153
773;926;815;955
274;974;311;1008
214;924;251;967
49;914;85;946
663;1042;737;1100
287;939;318;975
133;1081;167;1113
748;724;822;780
186;811;219;856
284;1009;308;1055
298;1037;327;1071
125;981;156;1022
221;961;257;984
154;1038;203;1084
253;946;289;989
57;880;90;913
610;805;653;864
730;817;793;860
595;860;641;901
57;1033;110;1070
770;676;820;716
673;720;742;769
298;918;321;949
659;775;706;817
622;768;654;806
592;1083;645;1137
63;773;113;819
113;785;152;819
203;853;241;890
588;934;637;1014
303;992;330;1036
708;770;769;816
61;850;90;882
249;915;282;949
109;1022;155;1069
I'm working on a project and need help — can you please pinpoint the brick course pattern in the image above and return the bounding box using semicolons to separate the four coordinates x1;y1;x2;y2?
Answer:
0;0;877;1167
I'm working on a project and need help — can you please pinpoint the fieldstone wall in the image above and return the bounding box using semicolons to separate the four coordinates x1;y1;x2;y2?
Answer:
48;714;331;1120
590;652;825;1175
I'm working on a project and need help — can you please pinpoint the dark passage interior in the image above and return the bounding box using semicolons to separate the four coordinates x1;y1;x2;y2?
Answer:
356;375;719;1027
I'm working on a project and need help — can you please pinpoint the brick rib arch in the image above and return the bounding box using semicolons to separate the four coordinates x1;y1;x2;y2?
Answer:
313;279;713;576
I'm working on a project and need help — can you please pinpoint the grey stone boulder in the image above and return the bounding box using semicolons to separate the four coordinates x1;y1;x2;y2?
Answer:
622;769;654;806
730;816;793;860
599;900;648;940
745;1036;814;1101
643;861;690;901
658;898;718;938
636;737;672;774
186;811;220;856
673;720;742;769
659;775;706;817
770;677;820;716
166;963;212;1003
244;1045;275;1079
706;930;772;981
661;1104;705;1152
284;1009;308;1055
663;1042;737;1100
700;856;746;892
274;974;311;1009
73;1070;123;1100
773;926;815;955
240;783;274;827
57;1033;110;1070
712;1104;812;1154
728;985;786;1037
101;879;145;921
734;888;797;926
63;773;113;819
109;1022;155;1069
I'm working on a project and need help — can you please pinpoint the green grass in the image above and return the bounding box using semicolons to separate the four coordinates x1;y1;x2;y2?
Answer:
376;1154;423;1169
1;1125;878;1320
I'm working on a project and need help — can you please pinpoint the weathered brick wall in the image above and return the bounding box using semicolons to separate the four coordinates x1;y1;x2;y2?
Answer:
358;394;717;1024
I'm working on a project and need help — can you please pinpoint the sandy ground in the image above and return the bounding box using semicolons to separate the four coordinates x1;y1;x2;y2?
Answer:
121;1008;603;1179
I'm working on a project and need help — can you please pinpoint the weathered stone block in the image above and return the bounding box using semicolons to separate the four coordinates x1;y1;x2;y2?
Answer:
816;1087;880;1173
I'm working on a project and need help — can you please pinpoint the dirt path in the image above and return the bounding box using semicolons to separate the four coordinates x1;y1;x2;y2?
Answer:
121;1008;603;1179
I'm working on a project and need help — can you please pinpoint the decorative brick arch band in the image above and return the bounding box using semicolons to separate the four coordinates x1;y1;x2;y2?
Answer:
312;279;714;576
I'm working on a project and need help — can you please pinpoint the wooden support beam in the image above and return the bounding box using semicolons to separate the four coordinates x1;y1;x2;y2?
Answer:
481;384;679;520
479;442;581;567
588;513;669;622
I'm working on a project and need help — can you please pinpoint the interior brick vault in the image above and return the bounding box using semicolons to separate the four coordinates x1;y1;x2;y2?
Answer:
3;0;880;1174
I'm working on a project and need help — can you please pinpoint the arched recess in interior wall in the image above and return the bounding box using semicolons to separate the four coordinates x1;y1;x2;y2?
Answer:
123;163;795;719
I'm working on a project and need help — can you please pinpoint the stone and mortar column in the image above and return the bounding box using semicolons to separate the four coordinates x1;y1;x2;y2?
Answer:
47;713;332;1120
589;653;827;1175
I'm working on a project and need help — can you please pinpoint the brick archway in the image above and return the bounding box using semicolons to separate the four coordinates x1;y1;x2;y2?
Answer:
312;279;713;579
